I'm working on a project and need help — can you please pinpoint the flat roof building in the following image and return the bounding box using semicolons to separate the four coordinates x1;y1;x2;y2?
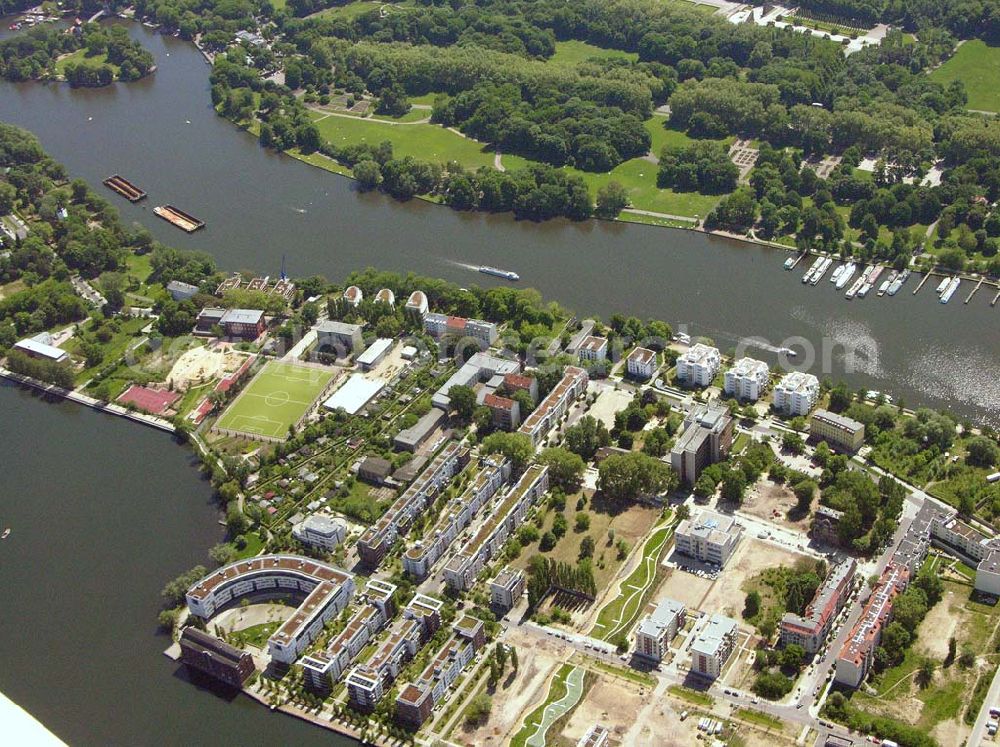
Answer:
358;455;393;485
675;508;743;568
13;335;69;364
635;599;686;662
424;312;498;350
167;280;199;301
357;338;393;371
323;374;386;415
394;407;446;452
669;403;734;484
518;366;588;446
690;614;738;679
724;357;769;402
292;514;348;552
220;308;266;340
431;352;520;409
773;371;820;417
676;343;721;387
315;321;364;356
810;409;865;453
780;558;856;654
489;567;526;611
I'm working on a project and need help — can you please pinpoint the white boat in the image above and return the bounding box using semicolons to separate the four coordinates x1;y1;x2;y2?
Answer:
935;277;950;294
835;262;856;289
1;527;9;540
887;269;910;296
802;257;822;283
878;271;897;297
830;265;845;284
784;256;796;270
940;277;960;303
857;282;873;298
845;276;865;299
811;257;832;285
479;266;519;281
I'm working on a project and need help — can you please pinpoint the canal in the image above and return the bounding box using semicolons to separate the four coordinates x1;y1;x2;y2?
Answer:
0;17;998;746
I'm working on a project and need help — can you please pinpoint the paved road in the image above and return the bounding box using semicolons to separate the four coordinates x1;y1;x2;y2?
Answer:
969;664;1000;746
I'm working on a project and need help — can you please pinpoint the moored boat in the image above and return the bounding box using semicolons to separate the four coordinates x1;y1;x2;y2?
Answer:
836;262;856;289
940;277;960;303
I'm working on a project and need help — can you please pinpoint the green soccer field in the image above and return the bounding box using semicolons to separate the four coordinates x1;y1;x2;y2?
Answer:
214;361;335;439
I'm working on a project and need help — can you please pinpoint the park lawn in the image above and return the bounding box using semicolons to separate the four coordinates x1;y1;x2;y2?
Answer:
125;252;153;283
618;211;695;229
55;49;118;75
930;40;1000;112
310;111;509;169
589;513;675;642
370;108;430;123
309;0;394;20
547;40;639;67
215;360;335;440
408;91;446;106
232;621;281;648
235;531;265;559
567;158;722;218
666;0;721;14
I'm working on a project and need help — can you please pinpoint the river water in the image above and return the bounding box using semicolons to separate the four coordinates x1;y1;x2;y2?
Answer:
0;18;998;746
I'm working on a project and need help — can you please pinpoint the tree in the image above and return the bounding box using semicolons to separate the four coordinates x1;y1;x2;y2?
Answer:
791;478;817;515
966;436;999;468
465;693;492;726
676;503;691;521
781;431;805;454
743;590;761;619
597;451;678;501
595;181;629;218
916;658;936;689
780;643;805;671
575;512;591;532
539;447;586;491
540;531;556;551
481;432;534;472
563;416;610;460
510;646;518;672
959;646;976;669
720;467;747;504
579;535;595;559
353;160;382;191
449;384;476;421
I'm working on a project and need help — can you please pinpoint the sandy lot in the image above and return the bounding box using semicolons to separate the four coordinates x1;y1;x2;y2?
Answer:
166;344;249;389
586;387;635;430
564;674;668;745
364;340;407;381
659;538;809;620
916;586;961;659
741;478;816;532
461;627;562;746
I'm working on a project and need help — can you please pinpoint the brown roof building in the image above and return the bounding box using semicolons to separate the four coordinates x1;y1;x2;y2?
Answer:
179;627;255;688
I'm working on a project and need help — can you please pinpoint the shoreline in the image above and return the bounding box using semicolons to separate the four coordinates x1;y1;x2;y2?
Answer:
241;688;377;746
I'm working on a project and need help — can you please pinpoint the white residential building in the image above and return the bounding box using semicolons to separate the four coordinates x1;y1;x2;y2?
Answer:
676;343;721;387
674;508;743;568
518;366;588;446
292;514;348;551
405;290;428;317
689;614;738;679
577;335;608;362
772;371;820;416
343;286;363;307
723;357;769;401
626;347;657;380
635;599;686;661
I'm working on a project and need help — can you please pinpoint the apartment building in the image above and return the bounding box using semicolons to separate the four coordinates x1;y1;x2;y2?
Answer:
626;347;658;380
346;616;423;710
669;403;734;484
809;409;865;453
690;614;738;679
424;312;498;350
291;514;347;552
780;558;857;654
343;285;363;307
489;567;526;610
402;457;512;578
405;290;428;317
723;357;770;402
772;371;820;416
674;508;743;568
834;562;910;688
502;372;538;403
443;465;550;590
484;392;521;430
635;599;686;662
357;442;468;567
675;343;721;387
518;366;588;446
577;335;608;363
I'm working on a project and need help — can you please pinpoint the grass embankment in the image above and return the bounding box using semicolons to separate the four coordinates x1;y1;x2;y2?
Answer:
668;684;714;707
509;664;586;747
930;40;1000;112
590;513;676;642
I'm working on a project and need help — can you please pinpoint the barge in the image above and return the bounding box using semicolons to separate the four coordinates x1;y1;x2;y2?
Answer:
102;174;147;202
153;204;205;232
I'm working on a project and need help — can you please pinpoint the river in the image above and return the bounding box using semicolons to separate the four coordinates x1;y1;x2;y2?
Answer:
0;17;997;745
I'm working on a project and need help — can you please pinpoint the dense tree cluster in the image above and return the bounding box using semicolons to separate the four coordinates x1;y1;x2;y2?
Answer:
657;141;738;194
526;555;597;610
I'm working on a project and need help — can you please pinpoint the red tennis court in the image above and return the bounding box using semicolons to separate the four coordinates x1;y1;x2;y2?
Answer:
117;385;180;415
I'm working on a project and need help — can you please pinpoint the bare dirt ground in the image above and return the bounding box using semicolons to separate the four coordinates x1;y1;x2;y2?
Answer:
660;538;808;620
932;717;971;747
165;344;249;389
741;478;816;532
916;586;961;659
364;341;407;381
463;626;562;746
562;674;653;745
586;386;635;430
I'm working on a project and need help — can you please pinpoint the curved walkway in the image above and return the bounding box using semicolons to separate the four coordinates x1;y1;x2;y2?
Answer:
525;666;585;747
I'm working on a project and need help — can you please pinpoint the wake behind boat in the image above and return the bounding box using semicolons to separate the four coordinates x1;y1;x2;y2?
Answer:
479;266;520;282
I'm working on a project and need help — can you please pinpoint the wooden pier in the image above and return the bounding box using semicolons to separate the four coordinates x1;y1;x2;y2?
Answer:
992;289;1000;307
102;174;146;202
912;272;931;295
152;204;205;233
788;252;806;270
965;277;985;304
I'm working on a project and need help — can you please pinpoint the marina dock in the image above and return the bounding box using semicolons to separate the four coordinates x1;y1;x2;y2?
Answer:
912;272;931;295
965;277;984;304
153;204;205;232
992;289;1000;307
102;175;146;202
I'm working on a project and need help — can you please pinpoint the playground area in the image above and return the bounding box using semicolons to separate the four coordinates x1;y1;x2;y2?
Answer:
165;344;250;389
213;360;336;440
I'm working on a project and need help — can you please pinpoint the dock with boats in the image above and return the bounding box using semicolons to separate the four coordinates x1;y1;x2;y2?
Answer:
102;175;147;202
153;204;205;233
